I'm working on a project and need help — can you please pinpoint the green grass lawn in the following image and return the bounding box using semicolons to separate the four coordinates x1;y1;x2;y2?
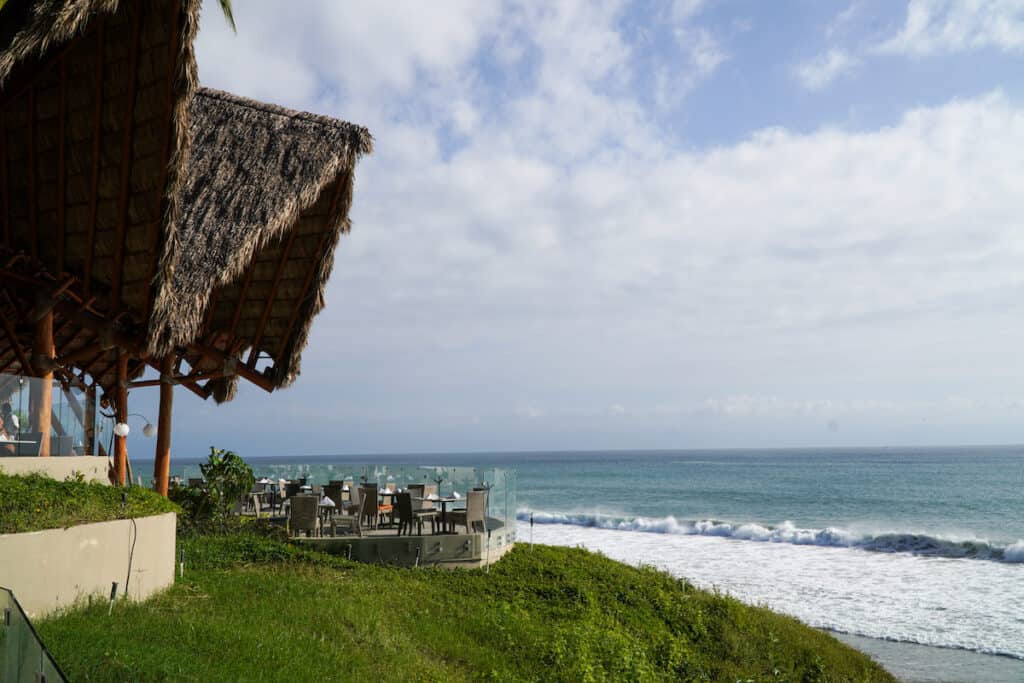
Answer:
37;533;895;682
0;473;178;534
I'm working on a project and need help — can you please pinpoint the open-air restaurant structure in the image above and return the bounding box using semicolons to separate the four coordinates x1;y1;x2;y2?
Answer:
182;463;518;567
0;0;515;570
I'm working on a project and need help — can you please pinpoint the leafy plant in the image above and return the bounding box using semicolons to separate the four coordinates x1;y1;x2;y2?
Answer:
170;447;253;533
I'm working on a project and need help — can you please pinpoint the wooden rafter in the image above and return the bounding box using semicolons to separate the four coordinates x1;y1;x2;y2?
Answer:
0;25;88;109
27;85;37;261
110;5;143;312
83;17;106;298
188;340;274;392
227;255;256;343
128;368;224;389
58;340;108;367
0;353;18;375
141;357;208;399
0;110;7;246
246;227;297;368
142;0;183;321
56;55;67;275
274;175;346;362
0;314;30;374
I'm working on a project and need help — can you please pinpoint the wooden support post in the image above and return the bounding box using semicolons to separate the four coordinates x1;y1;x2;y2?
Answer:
84;384;96;456
114;351;128;485
153;355;174;496
29;311;54;456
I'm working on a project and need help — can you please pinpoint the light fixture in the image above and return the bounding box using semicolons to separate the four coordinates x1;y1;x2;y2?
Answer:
115;413;157;439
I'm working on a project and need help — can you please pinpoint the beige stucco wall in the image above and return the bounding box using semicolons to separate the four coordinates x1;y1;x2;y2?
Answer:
0;455;109;483
0;512;176;618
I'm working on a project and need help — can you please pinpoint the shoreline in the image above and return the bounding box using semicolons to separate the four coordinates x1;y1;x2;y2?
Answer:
827;631;1024;683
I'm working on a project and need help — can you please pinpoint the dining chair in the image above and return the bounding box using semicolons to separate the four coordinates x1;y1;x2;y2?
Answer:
395;492;414;536
14;432;42;456
289;494;321;537
448;490;486;535
360;484;380;530
415;498;438;535
323;484;343;512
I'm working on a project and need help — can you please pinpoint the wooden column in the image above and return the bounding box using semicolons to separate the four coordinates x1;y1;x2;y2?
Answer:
29;311;54;456
153;354;174;496
84;384;96;456
114;351;128;485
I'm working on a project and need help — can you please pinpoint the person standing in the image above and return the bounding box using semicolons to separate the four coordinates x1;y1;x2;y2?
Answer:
1;401;19;435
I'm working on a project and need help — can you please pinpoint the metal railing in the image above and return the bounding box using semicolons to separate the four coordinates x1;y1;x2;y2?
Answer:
1;587;67;682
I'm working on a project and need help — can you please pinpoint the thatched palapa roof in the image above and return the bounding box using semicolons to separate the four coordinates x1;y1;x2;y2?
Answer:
155;88;372;402
0;0;372;402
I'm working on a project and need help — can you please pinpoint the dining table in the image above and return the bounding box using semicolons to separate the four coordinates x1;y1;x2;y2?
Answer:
414;496;465;534
318;497;336;525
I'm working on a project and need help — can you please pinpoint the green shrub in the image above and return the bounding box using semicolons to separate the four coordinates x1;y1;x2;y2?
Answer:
169;447;254;534
0;472;178;533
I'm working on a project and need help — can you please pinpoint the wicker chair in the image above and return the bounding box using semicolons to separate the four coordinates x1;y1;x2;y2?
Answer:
395;492;437;536
289;494;321;537
360;484;380;529
331;493;364;537
448;490;486;535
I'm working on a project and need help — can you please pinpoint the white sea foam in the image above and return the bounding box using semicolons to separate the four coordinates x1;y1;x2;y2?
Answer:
519;509;1024;562
528;523;1024;661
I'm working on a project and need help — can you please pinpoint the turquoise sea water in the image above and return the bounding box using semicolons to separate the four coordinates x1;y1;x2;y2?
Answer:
159;445;1024;679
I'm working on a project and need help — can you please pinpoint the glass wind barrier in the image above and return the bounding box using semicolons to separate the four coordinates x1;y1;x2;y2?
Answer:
1;587;67;682
182;461;517;541
0;373;98;457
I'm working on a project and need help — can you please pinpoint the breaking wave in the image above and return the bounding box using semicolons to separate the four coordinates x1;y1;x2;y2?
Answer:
518;509;1024;563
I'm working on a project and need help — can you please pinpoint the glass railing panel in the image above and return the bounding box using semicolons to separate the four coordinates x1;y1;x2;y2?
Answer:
0;373;97;457
1;587;67;682
178;461;517;544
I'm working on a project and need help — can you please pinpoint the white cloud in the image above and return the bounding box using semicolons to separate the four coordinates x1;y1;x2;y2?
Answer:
195;0;501;114
659;5;728;109
183;2;1024;451
876;0;1024;56
793;48;859;90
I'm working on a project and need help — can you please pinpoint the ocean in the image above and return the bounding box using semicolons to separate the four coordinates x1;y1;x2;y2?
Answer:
160;445;1024;681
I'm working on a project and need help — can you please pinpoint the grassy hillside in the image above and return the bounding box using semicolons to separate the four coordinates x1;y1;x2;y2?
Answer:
38;533;894;682
0;472;178;534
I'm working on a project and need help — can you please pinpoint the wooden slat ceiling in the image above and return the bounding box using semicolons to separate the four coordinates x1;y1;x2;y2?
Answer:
0;0;188;391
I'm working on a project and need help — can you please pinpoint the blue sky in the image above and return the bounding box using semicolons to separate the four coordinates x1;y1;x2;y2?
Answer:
124;1;1024;459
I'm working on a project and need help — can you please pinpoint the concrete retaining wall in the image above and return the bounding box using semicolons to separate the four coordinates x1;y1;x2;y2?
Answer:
0;512;176;618
0;455;109;483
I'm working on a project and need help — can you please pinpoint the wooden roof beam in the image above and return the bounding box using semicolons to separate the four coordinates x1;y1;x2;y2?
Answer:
56;55;67;276
27;85;37;261
227;258;256;344
143;0;183;321
0;24;87;108
0;111;8;246
110;6;143;311
246;227;297;369
274;175;346;363
0;314;31;374
83;17;106;298
188;340;274;393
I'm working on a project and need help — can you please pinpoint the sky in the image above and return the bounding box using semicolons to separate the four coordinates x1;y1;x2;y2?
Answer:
126;0;1024;459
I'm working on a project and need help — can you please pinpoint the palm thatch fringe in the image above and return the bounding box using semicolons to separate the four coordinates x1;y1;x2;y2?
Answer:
144;0;202;356
0;0;118;86
149;88;372;397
